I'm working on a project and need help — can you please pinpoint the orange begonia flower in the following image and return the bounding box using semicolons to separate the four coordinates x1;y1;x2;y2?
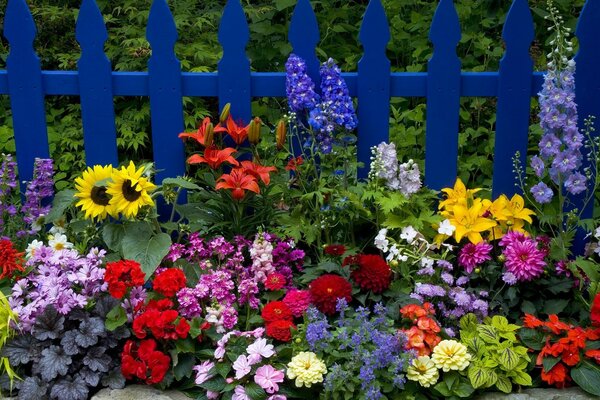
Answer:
216;168;260;200
223;115;250;145
240;161;277;185
523;314;544;329
187;147;239;169
540;362;570;387
179;117;215;146
417;316;441;334
585;349;600;363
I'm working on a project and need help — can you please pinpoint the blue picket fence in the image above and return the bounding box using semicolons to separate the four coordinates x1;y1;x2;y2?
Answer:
0;0;599;220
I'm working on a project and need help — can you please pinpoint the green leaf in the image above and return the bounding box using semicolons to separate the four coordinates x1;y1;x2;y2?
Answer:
105;305;127;331
46;189;76;222
573;257;600;282
162;177;201;191
200;376;226;392
102;223;125;252
274;0;296;11
244;383;267;400
453;381;475;398
518;328;545;351
173;353;195;380
433;381;452;397
510;370;532;386
520;300;536;315
460;313;479;333
542;356;561;373
476;324;499;344
543;299;569;315
121;222;171;279
571;361;600;396
215;362;231;378
468;366;491;389
495;375;512;393
498;348;519;370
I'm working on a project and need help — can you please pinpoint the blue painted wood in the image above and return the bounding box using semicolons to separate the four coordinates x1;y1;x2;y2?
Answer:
289;0;321;86
218;0;251;123
573;0;600;253
146;0;185;183
492;0;534;198
76;0;118;167
425;0;462;191
3;0;49;184
357;0;391;179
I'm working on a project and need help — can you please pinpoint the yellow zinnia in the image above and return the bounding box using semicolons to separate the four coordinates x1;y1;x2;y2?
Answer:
432;340;471;372
107;161;156;218
286;351;327;388
407;356;439;387
74;165;117;221
448;202;497;244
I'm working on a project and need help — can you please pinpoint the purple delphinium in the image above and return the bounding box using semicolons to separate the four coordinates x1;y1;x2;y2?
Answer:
285;54;319;113
319;58;358;132
21;158;55;234
530;182;554;204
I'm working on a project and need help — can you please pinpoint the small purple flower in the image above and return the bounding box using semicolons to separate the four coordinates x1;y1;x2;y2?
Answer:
531;156;545;177
564;171;587;195
530;182;554;204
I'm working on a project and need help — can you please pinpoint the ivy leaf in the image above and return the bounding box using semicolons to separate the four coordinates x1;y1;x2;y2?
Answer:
122;222;171;279
39;345;72;381
571;361;600;396
18;376;48;400
33;305;65;341
50;377;89;400
498;348;519;370
46;189;76;222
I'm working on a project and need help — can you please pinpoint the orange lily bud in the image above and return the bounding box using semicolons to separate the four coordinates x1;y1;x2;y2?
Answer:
248;117;262;145
204;122;214;147
276;120;286;150
220;103;231;124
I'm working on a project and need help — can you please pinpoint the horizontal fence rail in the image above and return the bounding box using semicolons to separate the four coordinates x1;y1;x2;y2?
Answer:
1;0;599;232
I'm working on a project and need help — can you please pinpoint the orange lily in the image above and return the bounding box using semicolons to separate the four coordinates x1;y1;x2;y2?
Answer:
240;161;277;185
223;115;250;145
179;117;214;146
187;147;239;169
285;156;304;172
215;168;260;200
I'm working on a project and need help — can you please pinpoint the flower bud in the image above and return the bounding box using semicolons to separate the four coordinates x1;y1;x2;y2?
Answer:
220;103;231;123
276;119;287;150
390;260;399;268
204;122;214;147
474;268;481;274
248;117;262;145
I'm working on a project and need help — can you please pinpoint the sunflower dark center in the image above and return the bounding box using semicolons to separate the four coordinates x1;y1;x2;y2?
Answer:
123;180;142;202
91;186;110;206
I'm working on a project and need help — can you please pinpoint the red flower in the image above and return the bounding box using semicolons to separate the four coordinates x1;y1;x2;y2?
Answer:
265;273;286;291
349;254;392;294
285;156;303;172
523;314;544;329
240;161;277;185
133;308;190;340
266;320;296;342
104;260;146;299
179;117;215;146
309;274;352;316
261;301;293;324
153;268;186;297
121;339;171;385
585;349;600;363
591;293;600;327
400;303;435;320
324;244;346;257
216;168;260;200
222;115;250;145
0;239;24;280
545;314;572;335
541;362;570;388
187;147;239;169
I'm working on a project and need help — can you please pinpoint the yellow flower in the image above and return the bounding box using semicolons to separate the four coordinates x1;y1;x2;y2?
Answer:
286;351;327;388
432;340;471;372
488;194;535;239
407;356;439;387
439;178;481;211
0;292;19;386
107;162;156;218
448;202;497;244
74;165;117;221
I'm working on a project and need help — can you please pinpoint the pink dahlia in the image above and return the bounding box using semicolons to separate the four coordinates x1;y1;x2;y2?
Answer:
502;237;546;282
282;289;312;317
458;242;492;273
498;230;527;247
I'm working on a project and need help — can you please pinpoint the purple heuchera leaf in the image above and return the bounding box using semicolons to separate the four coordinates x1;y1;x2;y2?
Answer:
50;377;89;400
18;376;48;400
39;345;72;381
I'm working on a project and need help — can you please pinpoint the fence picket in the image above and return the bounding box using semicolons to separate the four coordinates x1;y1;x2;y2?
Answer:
357;0;391;179
76;0;118;167
3;0;49;184
573;0;600;253
146;0;185;183
218;0;251;123
492;0;534;198
289;0;321;85
425;0;462;191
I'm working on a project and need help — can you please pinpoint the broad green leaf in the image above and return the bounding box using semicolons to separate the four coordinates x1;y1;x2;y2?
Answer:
572;257;600;282
453;381;475;398
518;328;545;351
542;356;561;373
460;313;479;333
121;222;171;279
162;177;201;191
520;300;536;315
543;299;569;315
244;382;267;400
173;353;195;380
200;376;226;392
215;362;231;378
477;324;499;344
510;370;532;386
468;366;491;389
46;189;76;222
571;361;600;396
105;305;127;331
495;375;512;393
433;381;452;397
498;348;519;370
102;223;125;252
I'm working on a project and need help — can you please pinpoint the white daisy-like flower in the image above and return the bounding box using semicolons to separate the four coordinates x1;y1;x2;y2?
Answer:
400;226;418;244
25;239;44;259
48;233;73;252
438;219;456;236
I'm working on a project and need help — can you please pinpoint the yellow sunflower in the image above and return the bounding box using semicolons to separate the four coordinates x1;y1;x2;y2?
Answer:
107;161;156;218
74;165;117;221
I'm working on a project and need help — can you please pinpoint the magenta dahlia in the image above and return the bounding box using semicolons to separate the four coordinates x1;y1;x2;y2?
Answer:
458;242;492;273
502;236;546;282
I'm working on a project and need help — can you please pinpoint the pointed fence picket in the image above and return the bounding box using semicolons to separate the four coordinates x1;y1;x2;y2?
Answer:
1;0;599;247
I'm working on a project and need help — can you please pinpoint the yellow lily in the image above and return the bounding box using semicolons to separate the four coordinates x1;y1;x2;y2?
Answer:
449;202;497;244
439;178;482;211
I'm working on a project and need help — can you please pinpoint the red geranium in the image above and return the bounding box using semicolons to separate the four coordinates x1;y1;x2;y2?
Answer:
0;239;24;280
104;259;146;299
266;320;296;342
121;339;171;385
324;244;346;257
591;293;600;327
133;308;190;340
265;273;286;291
348;254;392;294
309;274;352;315
261;301;293;323
152;268;187;297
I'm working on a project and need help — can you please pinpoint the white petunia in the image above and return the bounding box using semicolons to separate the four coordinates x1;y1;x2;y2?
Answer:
374;228;389;252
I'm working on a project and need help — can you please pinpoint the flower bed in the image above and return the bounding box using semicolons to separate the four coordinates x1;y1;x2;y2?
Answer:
0;4;599;400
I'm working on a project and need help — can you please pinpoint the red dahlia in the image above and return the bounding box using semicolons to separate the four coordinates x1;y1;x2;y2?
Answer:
0;239;24;280
309;274;352;315
349;254;392;294
261;301;293;323
324;244;346;257
266;319;296;342
152;268;187;297
265;273;286;291
104;259;146;299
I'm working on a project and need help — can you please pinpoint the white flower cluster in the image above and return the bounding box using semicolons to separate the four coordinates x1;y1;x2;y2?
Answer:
369;142;422;197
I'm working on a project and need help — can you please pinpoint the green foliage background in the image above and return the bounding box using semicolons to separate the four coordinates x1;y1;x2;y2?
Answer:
0;0;587;190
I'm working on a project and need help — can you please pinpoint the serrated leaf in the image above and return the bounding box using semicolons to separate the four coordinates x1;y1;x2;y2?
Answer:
495;375;512;393
468;366;491;389
46;189;76;222
571;361;600;396
476;324;499;344
19;376;48;400
121;222;171;278
498;348;519;370
50;378;89;400
40;345;72;381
